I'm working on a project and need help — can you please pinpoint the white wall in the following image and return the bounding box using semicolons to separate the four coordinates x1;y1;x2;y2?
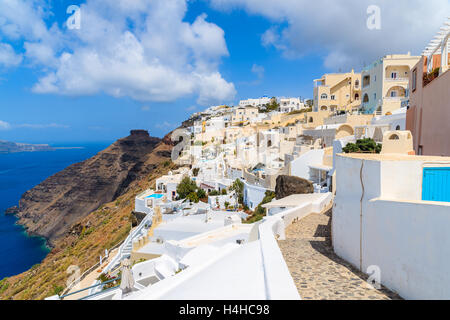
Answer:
380;161;423;201
135;197;152;214
333;154;450;299
364;199;450;299
289;149;324;180
243;181;268;210
371;110;406;130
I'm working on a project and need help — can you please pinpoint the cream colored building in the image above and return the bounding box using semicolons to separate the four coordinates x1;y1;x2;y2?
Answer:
361;53;420;115
313;70;361;113
231;106;260;125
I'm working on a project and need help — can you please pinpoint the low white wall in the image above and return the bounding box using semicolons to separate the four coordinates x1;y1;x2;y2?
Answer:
208;194;237;210
257;192;332;300
258;217;301;300
135;197;152;215
289;149;324;180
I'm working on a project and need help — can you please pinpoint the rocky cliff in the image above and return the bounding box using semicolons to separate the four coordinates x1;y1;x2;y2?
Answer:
14;130;172;246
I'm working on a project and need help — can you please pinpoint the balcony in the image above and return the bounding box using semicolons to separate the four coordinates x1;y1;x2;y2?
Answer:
385;77;409;82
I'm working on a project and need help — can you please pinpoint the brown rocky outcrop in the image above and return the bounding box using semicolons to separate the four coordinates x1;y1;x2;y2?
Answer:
275;175;314;199
14;130;172;246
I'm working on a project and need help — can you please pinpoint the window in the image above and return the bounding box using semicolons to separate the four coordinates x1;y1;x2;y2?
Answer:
390;91;397;97
374;93;377;100
391;72;397;79
331;95;335;100
389;134;400;140
321;93;328;99
412;68;417;91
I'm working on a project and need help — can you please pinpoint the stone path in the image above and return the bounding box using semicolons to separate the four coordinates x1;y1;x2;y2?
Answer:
278;209;402;300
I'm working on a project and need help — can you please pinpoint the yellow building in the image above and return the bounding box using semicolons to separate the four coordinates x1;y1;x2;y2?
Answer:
313;70;361;113
361;53;420;115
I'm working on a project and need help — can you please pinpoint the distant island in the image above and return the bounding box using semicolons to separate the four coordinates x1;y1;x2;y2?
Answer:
0;140;55;154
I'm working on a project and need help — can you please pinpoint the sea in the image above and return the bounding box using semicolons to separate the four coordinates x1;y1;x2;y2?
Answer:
0;142;111;280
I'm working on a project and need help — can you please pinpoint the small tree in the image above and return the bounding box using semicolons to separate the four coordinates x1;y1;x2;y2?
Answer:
230;179;244;204
176;177;198;199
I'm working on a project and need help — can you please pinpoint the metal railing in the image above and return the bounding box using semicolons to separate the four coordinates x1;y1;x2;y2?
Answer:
60;277;121;300
61;239;125;297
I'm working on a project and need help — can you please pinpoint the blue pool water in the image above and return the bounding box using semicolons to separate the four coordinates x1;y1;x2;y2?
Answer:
146;194;164;199
0;142;110;279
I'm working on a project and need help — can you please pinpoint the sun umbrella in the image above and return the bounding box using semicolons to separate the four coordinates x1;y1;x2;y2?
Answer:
119;258;135;294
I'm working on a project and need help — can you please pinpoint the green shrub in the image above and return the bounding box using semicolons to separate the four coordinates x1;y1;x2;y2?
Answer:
52;284;64;296
342;138;382;154
196;188;206;199
209;190;220;196
221;189;227;195
245;191;276;224
186;192;199;203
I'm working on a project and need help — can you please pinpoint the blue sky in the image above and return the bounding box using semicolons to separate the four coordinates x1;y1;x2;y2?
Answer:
0;0;448;144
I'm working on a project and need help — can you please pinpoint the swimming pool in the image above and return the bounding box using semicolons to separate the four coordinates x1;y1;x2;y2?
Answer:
146;194;164;199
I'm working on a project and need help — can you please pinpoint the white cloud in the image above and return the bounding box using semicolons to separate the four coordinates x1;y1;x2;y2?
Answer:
155;121;178;129
0;121;66;130
16;123;69;129
0;43;23;67
141;105;150;112
251;64;264;80
209;0;450;70
0;120;11;130
0;0;236;105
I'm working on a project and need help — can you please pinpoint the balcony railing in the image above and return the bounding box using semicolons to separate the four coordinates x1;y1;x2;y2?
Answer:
383;96;405;101
385;77;409;82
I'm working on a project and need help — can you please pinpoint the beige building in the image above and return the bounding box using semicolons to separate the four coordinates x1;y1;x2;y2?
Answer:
361;53;420;115
231;106;260;125
313;70;361;113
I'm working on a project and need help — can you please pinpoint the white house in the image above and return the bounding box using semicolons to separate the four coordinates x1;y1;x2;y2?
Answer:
279;98;305;113
239;97;271;108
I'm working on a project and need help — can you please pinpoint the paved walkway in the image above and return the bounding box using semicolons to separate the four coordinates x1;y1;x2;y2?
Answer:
278;209;402;300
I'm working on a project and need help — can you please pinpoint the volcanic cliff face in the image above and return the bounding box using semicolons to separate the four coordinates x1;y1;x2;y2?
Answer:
15;130;172;246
